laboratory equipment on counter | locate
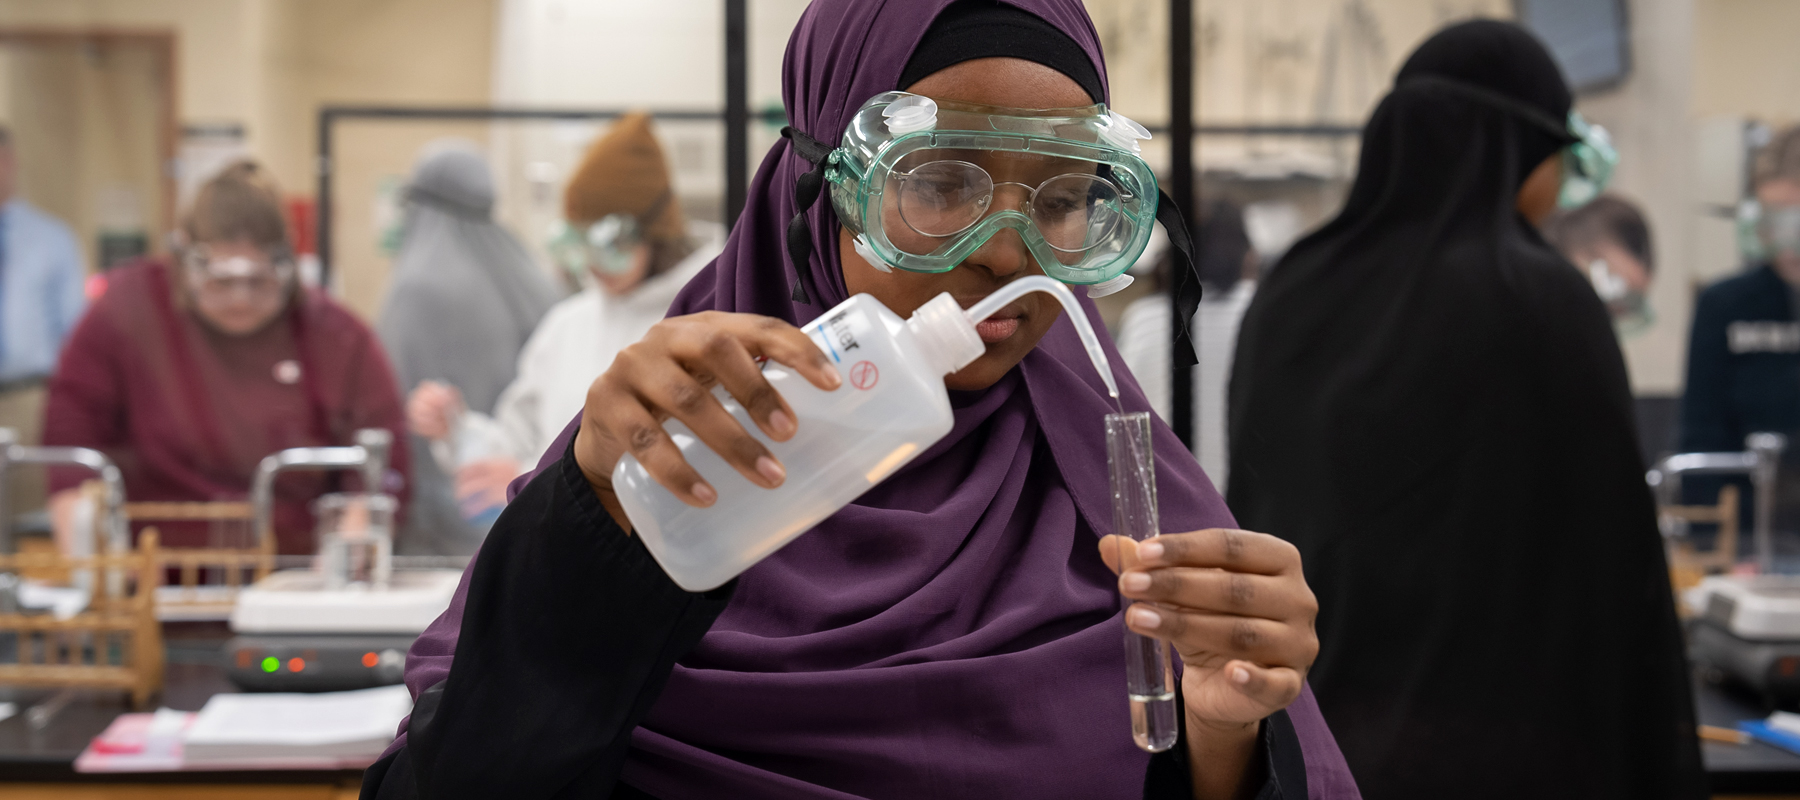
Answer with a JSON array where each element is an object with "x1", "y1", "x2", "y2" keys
[
  {"x1": 1106, "y1": 411, "x2": 1178, "y2": 753},
  {"x1": 0, "y1": 427, "x2": 128, "y2": 605},
  {"x1": 616, "y1": 275, "x2": 1121, "y2": 592},
  {"x1": 151, "y1": 427, "x2": 402, "y2": 620},
  {"x1": 1688, "y1": 576, "x2": 1800, "y2": 705},
  {"x1": 1659, "y1": 433, "x2": 1800, "y2": 702},
  {"x1": 1649, "y1": 432, "x2": 1786, "y2": 572},
  {"x1": 225, "y1": 431, "x2": 460, "y2": 692},
  {"x1": 0, "y1": 528, "x2": 166, "y2": 708}
]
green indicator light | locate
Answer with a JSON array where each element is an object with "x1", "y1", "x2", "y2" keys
[{"x1": 261, "y1": 656, "x2": 279, "y2": 673}]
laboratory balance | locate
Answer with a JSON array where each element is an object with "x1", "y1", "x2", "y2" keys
[
  {"x1": 223, "y1": 430, "x2": 460, "y2": 692},
  {"x1": 1658, "y1": 433, "x2": 1800, "y2": 706}
]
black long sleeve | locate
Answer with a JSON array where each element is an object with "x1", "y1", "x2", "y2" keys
[
  {"x1": 360, "y1": 443, "x2": 1306, "y2": 799},
  {"x1": 362, "y1": 443, "x2": 734, "y2": 800}
]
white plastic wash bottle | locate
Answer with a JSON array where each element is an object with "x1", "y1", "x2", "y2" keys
[{"x1": 613, "y1": 275, "x2": 1119, "y2": 592}]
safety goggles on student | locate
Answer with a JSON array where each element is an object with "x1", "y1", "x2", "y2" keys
[
  {"x1": 180, "y1": 245, "x2": 296, "y2": 301},
  {"x1": 1559, "y1": 111, "x2": 1617, "y2": 209},
  {"x1": 786, "y1": 92, "x2": 1163, "y2": 297},
  {"x1": 1737, "y1": 201, "x2": 1800, "y2": 262},
  {"x1": 1399, "y1": 76, "x2": 1618, "y2": 210},
  {"x1": 546, "y1": 190, "x2": 672, "y2": 280}
]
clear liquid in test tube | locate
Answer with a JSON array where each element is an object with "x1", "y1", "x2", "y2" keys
[{"x1": 1106, "y1": 412, "x2": 1179, "y2": 753}]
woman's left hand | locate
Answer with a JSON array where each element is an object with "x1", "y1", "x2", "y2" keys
[{"x1": 1099, "y1": 528, "x2": 1318, "y2": 733}]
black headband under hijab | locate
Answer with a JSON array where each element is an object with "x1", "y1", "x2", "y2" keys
[
  {"x1": 898, "y1": 1, "x2": 1105, "y2": 104},
  {"x1": 778, "y1": 0, "x2": 1206, "y2": 366}
]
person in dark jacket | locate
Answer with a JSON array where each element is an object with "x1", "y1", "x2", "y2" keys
[{"x1": 1680, "y1": 123, "x2": 1800, "y2": 534}]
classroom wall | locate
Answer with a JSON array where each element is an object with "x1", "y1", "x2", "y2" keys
[{"x1": 0, "y1": 0, "x2": 496, "y2": 320}]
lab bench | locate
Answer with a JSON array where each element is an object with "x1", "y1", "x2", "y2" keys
[
  {"x1": 1699, "y1": 672, "x2": 1800, "y2": 794},
  {"x1": 0, "y1": 625, "x2": 1796, "y2": 797},
  {"x1": 0, "y1": 623, "x2": 364, "y2": 798}
]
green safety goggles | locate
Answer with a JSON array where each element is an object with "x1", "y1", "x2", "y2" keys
[
  {"x1": 545, "y1": 190, "x2": 671, "y2": 279},
  {"x1": 793, "y1": 92, "x2": 1162, "y2": 297},
  {"x1": 1559, "y1": 110, "x2": 1617, "y2": 209}
]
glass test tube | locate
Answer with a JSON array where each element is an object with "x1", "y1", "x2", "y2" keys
[{"x1": 1106, "y1": 412, "x2": 1179, "y2": 753}]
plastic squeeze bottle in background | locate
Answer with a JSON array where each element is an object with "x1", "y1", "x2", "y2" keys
[{"x1": 614, "y1": 275, "x2": 1118, "y2": 591}]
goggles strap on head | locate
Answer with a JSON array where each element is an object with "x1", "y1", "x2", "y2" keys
[
  {"x1": 780, "y1": 126, "x2": 838, "y2": 305},
  {"x1": 1395, "y1": 76, "x2": 1580, "y2": 147},
  {"x1": 1156, "y1": 189, "x2": 1204, "y2": 368}
]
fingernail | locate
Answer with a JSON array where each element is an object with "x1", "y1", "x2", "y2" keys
[
  {"x1": 1121, "y1": 572, "x2": 1151, "y2": 593},
  {"x1": 825, "y1": 369, "x2": 843, "y2": 389},
  {"x1": 1232, "y1": 667, "x2": 1251, "y2": 685},
  {"x1": 756, "y1": 456, "x2": 786, "y2": 485},
  {"x1": 768, "y1": 409, "x2": 795, "y2": 438},
  {"x1": 692, "y1": 483, "x2": 717, "y2": 505},
  {"x1": 1128, "y1": 607, "x2": 1161, "y2": 630},
  {"x1": 1139, "y1": 540, "x2": 1165, "y2": 564}
]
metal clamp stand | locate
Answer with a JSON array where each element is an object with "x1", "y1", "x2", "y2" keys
[
  {"x1": 0, "y1": 429, "x2": 127, "y2": 557},
  {"x1": 0, "y1": 428, "x2": 129, "y2": 603},
  {"x1": 249, "y1": 428, "x2": 392, "y2": 552},
  {"x1": 1649, "y1": 432, "x2": 1789, "y2": 573}
]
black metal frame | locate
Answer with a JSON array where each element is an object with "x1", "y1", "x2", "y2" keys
[
  {"x1": 1170, "y1": 0, "x2": 1195, "y2": 448},
  {"x1": 725, "y1": 0, "x2": 750, "y2": 226}
]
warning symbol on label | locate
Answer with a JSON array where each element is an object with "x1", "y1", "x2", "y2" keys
[{"x1": 849, "y1": 360, "x2": 879, "y2": 390}]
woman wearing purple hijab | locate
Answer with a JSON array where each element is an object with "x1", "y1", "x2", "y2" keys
[{"x1": 361, "y1": 2, "x2": 1358, "y2": 798}]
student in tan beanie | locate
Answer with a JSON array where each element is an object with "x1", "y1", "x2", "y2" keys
[
  {"x1": 562, "y1": 111, "x2": 692, "y2": 292},
  {"x1": 407, "y1": 112, "x2": 726, "y2": 512}
]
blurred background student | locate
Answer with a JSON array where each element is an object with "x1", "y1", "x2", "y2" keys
[
  {"x1": 0, "y1": 124, "x2": 86, "y2": 517},
  {"x1": 1681, "y1": 124, "x2": 1800, "y2": 534},
  {"x1": 378, "y1": 142, "x2": 560, "y2": 553},
  {"x1": 1544, "y1": 193, "x2": 1657, "y2": 338},
  {"x1": 43, "y1": 161, "x2": 409, "y2": 555},
  {"x1": 1115, "y1": 198, "x2": 1257, "y2": 487},
  {"x1": 406, "y1": 112, "x2": 724, "y2": 516}
]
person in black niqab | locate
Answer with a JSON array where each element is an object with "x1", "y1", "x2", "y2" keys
[{"x1": 1227, "y1": 20, "x2": 1706, "y2": 799}]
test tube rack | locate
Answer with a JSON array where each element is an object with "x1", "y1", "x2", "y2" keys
[{"x1": 0, "y1": 528, "x2": 165, "y2": 709}]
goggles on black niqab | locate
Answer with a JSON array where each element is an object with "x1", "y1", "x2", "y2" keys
[
  {"x1": 1401, "y1": 76, "x2": 1617, "y2": 209},
  {"x1": 786, "y1": 92, "x2": 1160, "y2": 298}
]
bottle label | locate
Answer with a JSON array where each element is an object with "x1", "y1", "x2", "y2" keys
[{"x1": 811, "y1": 308, "x2": 863, "y2": 364}]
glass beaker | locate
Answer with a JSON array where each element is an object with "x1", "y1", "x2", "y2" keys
[{"x1": 314, "y1": 492, "x2": 396, "y2": 589}]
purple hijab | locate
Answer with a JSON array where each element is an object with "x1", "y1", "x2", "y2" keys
[{"x1": 394, "y1": 2, "x2": 1357, "y2": 797}]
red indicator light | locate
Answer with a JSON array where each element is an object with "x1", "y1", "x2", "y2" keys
[
  {"x1": 235, "y1": 650, "x2": 253, "y2": 669},
  {"x1": 362, "y1": 652, "x2": 379, "y2": 668},
  {"x1": 288, "y1": 658, "x2": 305, "y2": 673}
]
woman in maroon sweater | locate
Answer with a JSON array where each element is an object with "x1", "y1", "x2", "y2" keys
[{"x1": 44, "y1": 161, "x2": 408, "y2": 555}]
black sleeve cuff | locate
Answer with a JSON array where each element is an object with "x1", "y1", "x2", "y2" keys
[{"x1": 1144, "y1": 681, "x2": 1308, "y2": 799}]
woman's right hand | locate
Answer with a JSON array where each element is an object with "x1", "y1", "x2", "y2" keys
[
  {"x1": 574, "y1": 311, "x2": 841, "y2": 528},
  {"x1": 407, "y1": 381, "x2": 464, "y2": 441}
]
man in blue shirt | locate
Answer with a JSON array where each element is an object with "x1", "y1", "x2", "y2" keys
[
  {"x1": 1682, "y1": 124, "x2": 1800, "y2": 536},
  {"x1": 0, "y1": 125, "x2": 87, "y2": 513}
]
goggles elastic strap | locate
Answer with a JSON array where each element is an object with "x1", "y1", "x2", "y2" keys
[
  {"x1": 1396, "y1": 76, "x2": 1580, "y2": 146},
  {"x1": 1156, "y1": 189, "x2": 1204, "y2": 369},
  {"x1": 780, "y1": 126, "x2": 835, "y2": 305}
]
